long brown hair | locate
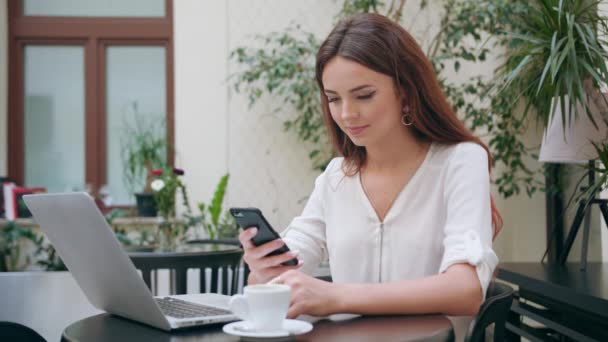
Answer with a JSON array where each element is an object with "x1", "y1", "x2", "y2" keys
[{"x1": 315, "y1": 13, "x2": 503, "y2": 237}]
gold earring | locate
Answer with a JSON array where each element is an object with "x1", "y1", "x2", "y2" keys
[{"x1": 401, "y1": 108, "x2": 413, "y2": 126}]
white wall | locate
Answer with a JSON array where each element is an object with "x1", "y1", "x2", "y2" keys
[
  {"x1": 0, "y1": 1, "x2": 7, "y2": 176},
  {"x1": 173, "y1": 0, "x2": 229, "y2": 216},
  {"x1": 174, "y1": 0, "x2": 341, "y2": 229},
  {"x1": 492, "y1": 128, "x2": 547, "y2": 262},
  {"x1": 225, "y1": 0, "x2": 341, "y2": 229}
]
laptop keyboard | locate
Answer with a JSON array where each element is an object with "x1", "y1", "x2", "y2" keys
[{"x1": 156, "y1": 297, "x2": 232, "y2": 319}]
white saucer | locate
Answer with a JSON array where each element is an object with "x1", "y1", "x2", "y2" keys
[{"x1": 222, "y1": 319, "x2": 313, "y2": 338}]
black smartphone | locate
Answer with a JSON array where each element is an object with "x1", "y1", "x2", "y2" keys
[{"x1": 229, "y1": 207, "x2": 298, "y2": 266}]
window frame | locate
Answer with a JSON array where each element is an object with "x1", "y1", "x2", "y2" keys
[{"x1": 7, "y1": 0, "x2": 174, "y2": 195}]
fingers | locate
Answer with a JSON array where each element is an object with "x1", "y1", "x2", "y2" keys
[
  {"x1": 243, "y1": 239, "x2": 286, "y2": 268},
  {"x1": 239, "y1": 227, "x2": 286, "y2": 258},
  {"x1": 249, "y1": 239, "x2": 286, "y2": 259},
  {"x1": 259, "y1": 250, "x2": 299, "y2": 269},
  {"x1": 287, "y1": 303, "x2": 305, "y2": 319},
  {"x1": 266, "y1": 260, "x2": 304, "y2": 276},
  {"x1": 274, "y1": 261, "x2": 304, "y2": 276},
  {"x1": 256, "y1": 262, "x2": 304, "y2": 284},
  {"x1": 239, "y1": 227, "x2": 303, "y2": 283},
  {"x1": 257, "y1": 267, "x2": 290, "y2": 284},
  {"x1": 238, "y1": 227, "x2": 257, "y2": 249}
]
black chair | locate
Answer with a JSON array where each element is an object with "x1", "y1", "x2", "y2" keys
[
  {"x1": 0, "y1": 321, "x2": 46, "y2": 342},
  {"x1": 190, "y1": 238, "x2": 256, "y2": 288},
  {"x1": 465, "y1": 281, "x2": 515, "y2": 342},
  {"x1": 129, "y1": 241, "x2": 244, "y2": 295}
]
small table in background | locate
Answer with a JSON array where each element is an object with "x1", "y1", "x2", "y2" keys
[{"x1": 498, "y1": 262, "x2": 608, "y2": 341}]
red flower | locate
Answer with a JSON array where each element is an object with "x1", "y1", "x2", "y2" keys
[
  {"x1": 151, "y1": 170, "x2": 163, "y2": 176},
  {"x1": 173, "y1": 168, "x2": 185, "y2": 176}
]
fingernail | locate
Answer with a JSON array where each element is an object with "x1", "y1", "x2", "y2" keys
[{"x1": 250, "y1": 228, "x2": 258, "y2": 235}]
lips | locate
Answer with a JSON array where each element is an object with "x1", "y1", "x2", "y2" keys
[{"x1": 347, "y1": 125, "x2": 369, "y2": 136}]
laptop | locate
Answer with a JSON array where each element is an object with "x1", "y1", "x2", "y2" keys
[{"x1": 23, "y1": 192, "x2": 238, "y2": 331}]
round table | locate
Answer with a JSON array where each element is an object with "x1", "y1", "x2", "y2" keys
[{"x1": 62, "y1": 313, "x2": 454, "y2": 341}]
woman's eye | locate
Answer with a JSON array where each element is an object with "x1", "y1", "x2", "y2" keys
[
  {"x1": 357, "y1": 92, "x2": 375, "y2": 100},
  {"x1": 327, "y1": 97, "x2": 340, "y2": 103}
]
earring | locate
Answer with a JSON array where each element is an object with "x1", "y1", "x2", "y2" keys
[{"x1": 401, "y1": 107, "x2": 413, "y2": 126}]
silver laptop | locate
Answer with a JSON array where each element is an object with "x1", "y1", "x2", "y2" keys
[{"x1": 23, "y1": 192, "x2": 238, "y2": 331}]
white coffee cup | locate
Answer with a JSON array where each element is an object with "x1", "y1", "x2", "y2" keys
[{"x1": 229, "y1": 284, "x2": 291, "y2": 332}]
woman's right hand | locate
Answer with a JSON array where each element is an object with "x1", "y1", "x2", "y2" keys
[{"x1": 239, "y1": 227, "x2": 302, "y2": 284}]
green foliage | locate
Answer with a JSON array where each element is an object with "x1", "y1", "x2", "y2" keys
[
  {"x1": 229, "y1": 0, "x2": 562, "y2": 199},
  {"x1": 230, "y1": 27, "x2": 332, "y2": 170},
  {"x1": 35, "y1": 243, "x2": 67, "y2": 271},
  {"x1": 104, "y1": 208, "x2": 128, "y2": 225},
  {"x1": 496, "y1": 0, "x2": 608, "y2": 129},
  {"x1": 208, "y1": 174, "x2": 229, "y2": 227},
  {"x1": 191, "y1": 174, "x2": 238, "y2": 239},
  {"x1": 152, "y1": 168, "x2": 191, "y2": 220},
  {"x1": 431, "y1": 0, "x2": 542, "y2": 198},
  {"x1": 0, "y1": 222, "x2": 43, "y2": 272},
  {"x1": 121, "y1": 102, "x2": 167, "y2": 195},
  {"x1": 1, "y1": 209, "x2": 159, "y2": 272},
  {"x1": 338, "y1": 0, "x2": 382, "y2": 18},
  {"x1": 104, "y1": 208, "x2": 144, "y2": 247}
]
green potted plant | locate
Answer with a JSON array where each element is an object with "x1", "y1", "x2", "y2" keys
[
  {"x1": 150, "y1": 167, "x2": 192, "y2": 250},
  {"x1": 497, "y1": 0, "x2": 608, "y2": 128},
  {"x1": 189, "y1": 173, "x2": 238, "y2": 241},
  {"x1": 121, "y1": 110, "x2": 167, "y2": 217},
  {"x1": 0, "y1": 221, "x2": 43, "y2": 272},
  {"x1": 497, "y1": 0, "x2": 608, "y2": 262}
]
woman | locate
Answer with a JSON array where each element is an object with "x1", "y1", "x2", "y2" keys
[{"x1": 239, "y1": 13, "x2": 502, "y2": 319}]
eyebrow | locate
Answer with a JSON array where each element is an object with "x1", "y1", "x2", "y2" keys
[{"x1": 324, "y1": 85, "x2": 375, "y2": 94}]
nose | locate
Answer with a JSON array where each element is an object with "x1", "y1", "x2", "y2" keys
[{"x1": 340, "y1": 100, "x2": 359, "y2": 121}]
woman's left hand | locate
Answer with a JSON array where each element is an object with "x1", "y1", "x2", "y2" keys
[{"x1": 274, "y1": 270, "x2": 342, "y2": 318}]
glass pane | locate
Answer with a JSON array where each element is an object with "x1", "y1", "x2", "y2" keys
[
  {"x1": 106, "y1": 46, "x2": 166, "y2": 205},
  {"x1": 24, "y1": 46, "x2": 85, "y2": 193},
  {"x1": 24, "y1": 0, "x2": 165, "y2": 18}
]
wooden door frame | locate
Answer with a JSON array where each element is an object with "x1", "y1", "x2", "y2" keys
[{"x1": 7, "y1": 0, "x2": 174, "y2": 193}]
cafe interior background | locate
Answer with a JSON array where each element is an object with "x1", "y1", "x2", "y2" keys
[{"x1": 0, "y1": 0, "x2": 607, "y2": 341}]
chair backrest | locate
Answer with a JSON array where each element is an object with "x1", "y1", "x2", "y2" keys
[
  {"x1": 465, "y1": 282, "x2": 514, "y2": 342},
  {"x1": 0, "y1": 321, "x2": 46, "y2": 342},
  {"x1": 187, "y1": 239, "x2": 245, "y2": 295},
  {"x1": 129, "y1": 241, "x2": 244, "y2": 296}
]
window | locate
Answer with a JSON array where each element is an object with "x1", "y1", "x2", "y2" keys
[{"x1": 8, "y1": 0, "x2": 174, "y2": 205}]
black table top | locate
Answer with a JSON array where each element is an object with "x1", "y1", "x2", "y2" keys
[
  {"x1": 498, "y1": 262, "x2": 608, "y2": 319},
  {"x1": 126, "y1": 241, "x2": 241, "y2": 257},
  {"x1": 62, "y1": 313, "x2": 454, "y2": 342}
]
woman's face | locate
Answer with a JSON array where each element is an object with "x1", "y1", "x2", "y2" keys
[{"x1": 321, "y1": 56, "x2": 405, "y2": 147}]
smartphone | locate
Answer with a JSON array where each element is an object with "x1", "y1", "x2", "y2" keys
[{"x1": 229, "y1": 207, "x2": 298, "y2": 266}]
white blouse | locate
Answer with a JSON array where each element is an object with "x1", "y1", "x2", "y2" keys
[{"x1": 281, "y1": 142, "x2": 498, "y2": 298}]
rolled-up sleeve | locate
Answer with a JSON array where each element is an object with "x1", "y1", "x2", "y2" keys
[
  {"x1": 280, "y1": 159, "x2": 335, "y2": 276},
  {"x1": 438, "y1": 143, "x2": 498, "y2": 298}
]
